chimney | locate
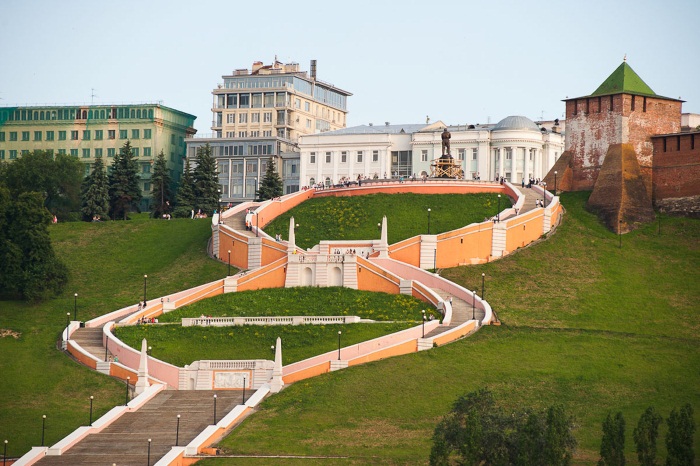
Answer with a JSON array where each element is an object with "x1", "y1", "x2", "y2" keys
[
  {"x1": 252, "y1": 61, "x2": 263, "y2": 73},
  {"x1": 310, "y1": 60, "x2": 317, "y2": 80}
]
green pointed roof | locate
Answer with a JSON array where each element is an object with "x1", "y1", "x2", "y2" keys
[{"x1": 591, "y1": 62, "x2": 656, "y2": 97}]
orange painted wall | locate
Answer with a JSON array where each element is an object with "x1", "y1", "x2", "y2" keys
[
  {"x1": 261, "y1": 239, "x2": 287, "y2": 266},
  {"x1": 388, "y1": 237, "x2": 421, "y2": 267},
  {"x1": 174, "y1": 282, "x2": 223, "y2": 309},
  {"x1": 357, "y1": 260, "x2": 400, "y2": 294},
  {"x1": 436, "y1": 223, "x2": 493, "y2": 267},
  {"x1": 68, "y1": 343, "x2": 97, "y2": 369},
  {"x1": 283, "y1": 361, "x2": 330, "y2": 384},
  {"x1": 218, "y1": 230, "x2": 249, "y2": 270},
  {"x1": 347, "y1": 340, "x2": 418, "y2": 366},
  {"x1": 254, "y1": 190, "x2": 315, "y2": 229},
  {"x1": 433, "y1": 321, "x2": 477, "y2": 346},
  {"x1": 505, "y1": 210, "x2": 544, "y2": 253},
  {"x1": 237, "y1": 264, "x2": 287, "y2": 291},
  {"x1": 110, "y1": 364, "x2": 137, "y2": 381}
]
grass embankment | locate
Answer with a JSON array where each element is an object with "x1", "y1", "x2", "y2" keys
[
  {"x1": 203, "y1": 192, "x2": 699, "y2": 465},
  {"x1": 264, "y1": 193, "x2": 510, "y2": 250},
  {"x1": 115, "y1": 287, "x2": 434, "y2": 366},
  {"x1": 0, "y1": 215, "x2": 226, "y2": 457}
]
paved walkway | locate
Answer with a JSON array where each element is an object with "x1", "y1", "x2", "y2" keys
[
  {"x1": 220, "y1": 204, "x2": 260, "y2": 238},
  {"x1": 426, "y1": 288, "x2": 481, "y2": 338}
]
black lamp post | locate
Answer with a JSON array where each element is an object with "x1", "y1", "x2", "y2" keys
[
  {"x1": 255, "y1": 212, "x2": 260, "y2": 237},
  {"x1": 89, "y1": 396, "x2": 93, "y2": 426},
  {"x1": 497, "y1": 195, "x2": 501, "y2": 222},
  {"x1": 73, "y1": 293, "x2": 78, "y2": 321},
  {"x1": 41, "y1": 415, "x2": 46, "y2": 446},
  {"x1": 472, "y1": 290, "x2": 477, "y2": 320},
  {"x1": 427, "y1": 208, "x2": 431, "y2": 234},
  {"x1": 148, "y1": 346, "x2": 152, "y2": 357},
  {"x1": 213, "y1": 394, "x2": 217, "y2": 424},
  {"x1": 124, "y1": 377, "x2": 130, "y2": 406},
  {"x1": 481, "y1": 273, "x2": 485, "y2": 300},
  {"x1": 421, "y1": 310, "x2": 426, "y2": 338},
  {"x1": 242, "y1": 377, "x2": 246, "y2": 404},
  {"x1": 147, "y1": 438, "x2": 151, "y2": 466},
  {"x1": 3, "y1": 439, "x2": 7, "y2": 466},
  {"x1": 175, "y1": 414, "x2": 181, "y2": 446},
  {"x1": 227, "y1": 250, "x2": 231, "y2": 276},
  {"x1": 143, "y1": 275, "x2": 148, "y2": 307},
  {"x1": 554, "y1": 170, "x2": 558, "y2": 195},
  {"x1": 337, "y1": 331, "x2": 342, "y2": 360},
  {"x1": 104, "y1": 340, "x2": 109, "y2": 362},
  {"x1": 542, "y1": 182, "x2": 547, "y2": 207},
  {"x1": 65, "y1": 312, "x2": 70, "y2": 342}
]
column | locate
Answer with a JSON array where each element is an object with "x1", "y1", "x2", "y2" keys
[
  {"x1": 523, "y1": 148, "x2": 529, "y2": 184},
  {"x1": 510, "y1": 147, "x2": 517, "y2": 183}
]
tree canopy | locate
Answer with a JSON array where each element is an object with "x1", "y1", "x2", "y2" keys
[
  {"x1": 108, "y1": 141, "x2": 141, "y2": 220},
  {"x1": 192, "y1": 143, "x2": 219, "y2": 214},
  {"x1": 81, "y1": 156, "x2": 110, "y2": 221},
  {"x1": 257, "y1": 156, "x2": 284, "y2": 201},
  {"x1": 173, "y1": 159, "x2": 196, "y2": 218},
  {"x1": 150, "y1": 150, "x2": 173, "y2": 219}
]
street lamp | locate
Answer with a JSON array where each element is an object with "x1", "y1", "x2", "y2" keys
[
  {"x1": 125, "y1": 377, "x2": 130, "y2": 406},
  {"x1": 65, "y1": 312, "x2": 70, "y2": 342},
  {"x1": 427, "y1": 208, "x2": 431, "y2": 234},
  {"x1": 337, "y1": 331, "x2": 342, "y2": 360},
  {"x1": 176, "y1": 414, "x2": 181, "y2": 446},
  {"x1": 89, "y1": 396, "x2": 94, "y2": 426},
  {"x1": 73, "y1": 293, "x2": 78, "y2": 321},
  {"x1": 255, "y1": 212, "x2": 259, "y2": 237},
  {"x1": 481, "y1": 273, "x2": 486, "y2": 300},
  {"x1": 41, "y1": 415, "x2": 46, "y2": 446},
  {"x1": 472, "y1": 290, "x2": 477, "y2": 320},
  {"x1": 497, "y1": 194, "x2": 501, "y2": 222},
  {"x1": 227, "y1": 250, "x2": 231, "y2": 276},
  {"x1": 421, "y1": 310, "x2": 426, "y2": 338},
  {"x1": 242, "y1": 377, "x2": 246, "y2": 405},
  {"x1": 143, "y1": 275, "x2": 148, "y2": 307},
  {"x1": 213, "y1": 394, "x2": 217, "y2": 424},
  {"x1": 3, "y1": 439, "x2": 7, "y2": 466},
  {"x1": 148, "y1": 346, "x2": 152, "y2": 356},
  {"x1": 542, "y1": 182, "x2": 547, "y2": 207},
  {"x1": 147, "y1": 438, "x2": 151, "y2": 466},
  {"x1": 554, "y1": 170, "x2": 558, "y2": 195}
]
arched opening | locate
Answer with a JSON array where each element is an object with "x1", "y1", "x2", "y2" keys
[
  {"x1": 330, "y1": 267, "x2": 342, "y2": 286},
  {"x1": 309, "y1": 177, "x2": 315, "y2": 186},
  {"x1": 302, "y1": 267, "x2": 313, "y2": 286}
]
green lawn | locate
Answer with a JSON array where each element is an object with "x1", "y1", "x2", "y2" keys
[
  {"x1": 0, "y1": 215, "x2": 227, "y2": 457},
  {"x1": 201, "y1": 192, "x2": 700, "y2": 465},
  {"x1": 263, "y1": 193, "x2": 510, "y2": 249}
]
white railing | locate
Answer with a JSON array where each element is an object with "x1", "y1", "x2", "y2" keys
[{"x1": 182, "y1": 315, "x2": 362, "y2": 327}]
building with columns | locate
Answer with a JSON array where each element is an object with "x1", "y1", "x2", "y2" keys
[{"x1": 299, "y1": 116, "x2": 564, "y2": 186}]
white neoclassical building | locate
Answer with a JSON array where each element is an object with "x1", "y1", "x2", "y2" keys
[{"x1": 298, "y1": 116, "x2": 564, "y2": 186}]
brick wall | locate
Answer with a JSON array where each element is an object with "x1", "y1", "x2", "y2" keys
[{"x1": 652, "y1": 132, "x2": 700, "y2": 200}]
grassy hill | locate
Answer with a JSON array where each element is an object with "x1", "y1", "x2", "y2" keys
[{"x1": 201, "y1": 192, "x2": 699, "y2": 465}]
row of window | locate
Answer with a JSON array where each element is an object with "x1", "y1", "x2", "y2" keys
[
  {"x1": 224, "y1": 112, "x2": 275, "y2": 124},
  {"x1": 0, "y1": 146, "x2": 159, "y2": 160},
  {"x1": 0, "y1": 129, "x2": 153, "y2": 142},
  {"x1": 0, "y1": 106, "x2": 155, "y2": 123},
  {"x1": 309, "y1": 150, "x2": 380, "y2": 164}
]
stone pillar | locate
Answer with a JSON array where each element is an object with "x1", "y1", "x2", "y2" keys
[
  {"x1": 510, "y1": 147, "x2": 517, "y2": 183},
  {"x1": 287, "y1": 216, "x2": 296, "y2": 253},
  {"x1": 523, "y1": 148, "x2": 530, "y2": 184},
  {"x1": 270, "y1": 337, "x2": 284, "y2": 393},
  {"x1": 135, "y1": 339, "x2": 150, "y2": 395},
  {"x1": 377, "y1": 216, "x2": 389, "y2": 258}
]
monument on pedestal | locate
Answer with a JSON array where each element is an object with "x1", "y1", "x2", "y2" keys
[{"x1": 431, "y1": 128, "x2": 464, "y2": 178}]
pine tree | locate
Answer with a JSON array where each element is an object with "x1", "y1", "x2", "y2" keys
[
  {"x1": 192, "y1": 143, "x2": 219, "y2": 214},
  {"x1": 81, "y1": 157, "x2": 110, "y2": 221},
  {"x1": 108, "y1": 141, "x2": 141, "y2": 220},
  {"x1": 150, "y1": 150, "x2": 173, "y2": 218},
  {"x1": 633, "y1": 407, "x2": 662, "y2": 466},
  {"x1": 257, "y1": 156, "x2": 284, "y2": 201},
  {"x1": 599, "y1": 412, "x2": 626, "y2": 466},
  {"x1": 173, "y1": 159, "x2": 196, "y2": 218},
  {"x1": 665, "y1": 404, "x2": 695, "y2": 466}
]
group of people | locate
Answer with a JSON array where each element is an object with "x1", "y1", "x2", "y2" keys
[
  {"x1": 522, "y1": 177, "x2": 544, "y2": 189},
  {"x1": 191, "y1": 209, "x2": 208, "y2": 219},
  {"x1": 333, "y1": 248, "x2": 358, "y2": 255},
  {"x1": 91, "y1": 215, "x2": 103, "y2": 222},
  {"x1": 137, "y1": 316, "x2": 158, "y2": 324}
]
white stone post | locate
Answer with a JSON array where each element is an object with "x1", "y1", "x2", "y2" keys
[
  {"x1": 135, "y1": 339, "x2": 150, "y2": 395},
  {"x1": 377, "y1": 215, "x2": 389, "y2": 258},
  {"x1": 270, "y1": 337, "x2": 284, "y2": 393}
]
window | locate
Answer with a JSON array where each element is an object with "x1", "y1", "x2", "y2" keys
[
  {"x1": 472, "y1": 148, "x2": 478, "y2": 160},
  {"x1": 294, "y1": 98, "x2": 301, "y2": 109},
  {"x1": 22, "y1": 131, "x2": 30, "y2": 141},
  {"x1": 58, "y1": 149, "x2": 66, "y2": 155},
  {"x1": 373, "y1": 150, "x2": 379, "y2": 162},
  {"x1": 310, "y1": 152, "x2": 316, "y2": 164},
  {"x1": 506, "y1": 149, "x2": 512, "y2": 160},
  {"x1": 263, "y1": 112, "x2": 272, "y2": 123},
  {"x1": 70, "y1": 149, "x2": 78, "y2": 157},
  {"x1": 239, "y1": 113, "x2": 248, "y2": 124},
  {"x1": 132, "y1": 129, "x2": 140, "y2": 139},
  {"x1": 0, "y1": 150, "x2": 4, "y2": 159},
  {"x1": 57, "y1": 131, "x2": 66, "y2": 140},
  {"x1": 263, "y1": 130, "x2": 272, "y2": 137},
  {"x1": 227, "y1": 113, "x2": 235, "y2": 124},
  {"x1": 421, "y1": 150, "x2": 428, "y2": 162},
  {"x1": 325, "y1": 152, "x2": 331, "y2": 163},
  {"x1": 0, "y1": 132, "x2": 4, "y2": 142},
  {"x1": 144, "y1": 129, "x2": 151, "y2": 139},
  {"x1": 95, "y1": 130, "x2": 103, "y2": 140},
  {"x1": 108, "y1": 130, "x2": 116, "y2": 139},
  {"x1": 144, "y1": 182, "x2": 151, "y2": 191},
  {"x1": 83, "y1": 130, "x2": 90, "y2": 140},
  {"x1": 144, "y1": 147, "x2": 151, "y2": 157},
  {"x1": 238, "y1": 131, "x2": 247, "y2": 137},
  {"x1": 119, "y1": 130, "x2": 127, "y2": 139},
  {"x1": 250, "y1": 131, "x2": 259, "y2": 137},
  {"x1": 357, "y1": 151, "x2": 363, "y2": 163},
  {"x1": 306, "y1": 119, "x2": 311, "y2": 129},
  {"x1": 251, "y1": 113, "x2": 260, "y2": 123},
  {"x1": 133, "y1": 148, "x2": 139, "y2": 157},
  {"x1": 341, "y1": 151, "x2": 347, "y2": 163},
  {"x1": 171, "y1": 134, "x2": 176, "y2": 145},
  {"x1": 9, "y1": 150, "x2": 18, "y2": 159},
  {"x1": 107, "y1": 148, "x2": 116, "y2": 157},
  {"x1": 34, "y1": 131, "x2": 42, "y2": 141},
  {"x1": 142, "y1": 163, "x2": 150, "y2": 174},
  {"x1": 246, "y1": 161, "x2": 257, "y2": 173},
  {"x1": 305, "y1": 102, "x2": 310, "y2": 112},
  {"x1": 458, "y1": 149, "x2": 465, "y2": 161},
  {"x1": 82, "y1": 148, "x2": 90, "y2": 158},
  {"x1": 10, "y1": 132, "x2": 18, "y2": 141}
]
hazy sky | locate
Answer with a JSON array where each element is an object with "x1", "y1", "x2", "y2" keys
[{"x1": 2, "y1": 0, "x2": 698, "y2": 133}]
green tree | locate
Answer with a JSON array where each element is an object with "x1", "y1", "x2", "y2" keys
[
  {"x1": 665, "y1": 404, "x2": 695, "y2": 466},
  {"x1": 192, "y1": 143, "x2": 219, "y2": 214},
  {"x1": 150, "y1": 150, "x2": 173, "y2": 218},
  {"x1": 173, "y1": 159, "x2": 196, "y2": 218},
  {"x1": 108, "y1": 141, "x2": 141, "y2": 220},
  {"x1": 633, "y1": 407, "x2": 663, "y2": 466},
  {"x1": 1, "y1": 150, "x2": 82, "y2": 220},
  {"x1": 599, "y1": 412, "x2": 626, "y2": 466},
  {"x1": 81, "y1": 156, "x2": 110, "y2": 221},
  {"x1": 543, "y1": 404, "x2": 577, "y2": 466},
  {"x1": 257, "y1": 156, "x2": 283, "y2": 201}
]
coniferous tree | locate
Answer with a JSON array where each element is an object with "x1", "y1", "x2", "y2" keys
[
  {"x1": 633, "y1": 407, "x2": 662, "y2": 466},
  {"x1": 599, "y1": 412, "x2": 626, "y2": 466},
  {"x1": 665, "y1": 404, "x2": 695, "y2": 466},
  {"x1": 192, "y1": 143, "x2": 219, "y2": 214},
  {"x1": 257, "y1": 156, "x2": 284, "y2": 201},
  {"x1": 108, "y1": 141, "x2": 141, "y2": 220},
  {"x1": 81, "y1": 157, "x2": 110, "y2": 221},
  {"x1": 173, "y1": 159, "x2": 196, "y2": 218},
  {"x1": 150, "y1": 150, "x2": 173, "y2": 218}
]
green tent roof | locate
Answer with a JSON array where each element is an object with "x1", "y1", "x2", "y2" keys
[{"x1": 591, "y1": 62, "x2": 656, "y2": 97}]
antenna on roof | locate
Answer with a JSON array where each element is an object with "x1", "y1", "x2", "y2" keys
[
  {"x1": 623, "y1": 54, "x2": 627, "y2": 62},
  {"x1": 91, "y1": 88, "x2": 98, "y2": 104}
]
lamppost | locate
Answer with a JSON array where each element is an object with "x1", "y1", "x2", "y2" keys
[
  {"x1": 227, "y1": 250, "x2": 231, "y2": 276},
  {"x1": 175, "y1": 414, "x2": 181, "y2": 446},
  {"x1": 472, "y1": 290, "x2": 477, "y2": 320},
  {"x1": 242, "y1": 377, "x2": 246, "y2": 404},
  {"x1": 3, "y1": 439, "x2": 7, "y2": 466},
  {"x1": 421, "y1": 310, "x2": 426, "y2": 338},
  {"x1": 481, "y1": 273, "x2": 486, "y2": 300},
  {"x1": 337, "y1": 331, "x2": 342, "y2": 360},
  {"x1": 542, "y1": 182, "x2": 547, "y2": 207},
  {"x1": 143, "y1": 275, "x2": 148, "y2": 307},
  {"x1": 255, "y1": 212, "x2": 259, "y2": 237},
  {"x1": 65, "y1": 312, "x2": 70, "y2": 342},
  {"x1": 147, "y1": 438, "x2": 151, "y2": 466},
  {"x1": 41, "y1": 415, "x2": 46, "y2": 446},
  {"x1": 125, "y1": 377, "x2": 130, "y2": 405},
  {"x1": 73, "y1": 293, "x2": 78, "y2": 321},
  {"x1": 497, "y1": 194, "x2": 501, "y2": 222},
  {"x1": 148, "y1": 346, "x2": 152, "y2": 357},
  {"x1": 427, "y1": 208, "x2": 431, "y2": 234},
  {"x1": 213, "y1": 394, "x2": 217, "y2": 424},
  {"x1": 89, "y1": 396, "x2": 94, "y2": 426},
  {"x1": 554, "y1": 170, "x2": 558, "y2": 195}
]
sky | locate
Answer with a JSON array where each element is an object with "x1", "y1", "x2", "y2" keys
[{"x1": 2, "y1": 0, "x2": 699, "y2": 134}]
